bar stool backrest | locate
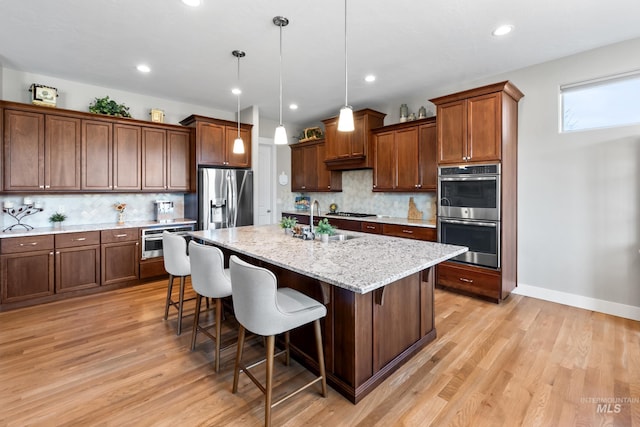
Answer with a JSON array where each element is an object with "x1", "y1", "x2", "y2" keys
[
  {"x1": 188, "y1": 241, "x2": 231, "y2": 299},
  {"x1": 162, "y1": 231, "x2": 190, "y2": 277}
]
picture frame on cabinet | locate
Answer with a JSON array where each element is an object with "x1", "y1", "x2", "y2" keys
[{"x1": 29, "y1": 83, "x2": 58, "y2": 107}]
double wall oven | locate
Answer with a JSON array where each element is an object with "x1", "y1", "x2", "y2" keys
[{"x1": 438, "y1": 164, "x2": 500, "y2": 268}]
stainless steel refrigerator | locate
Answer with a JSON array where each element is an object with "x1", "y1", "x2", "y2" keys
[{"x1": 197, "y1": 168, "x2": 253, "y2": 230}]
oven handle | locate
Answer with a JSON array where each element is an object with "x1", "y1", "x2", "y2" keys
[
  {"x1": 144, "y1": 236, "x2": 164, "y2": 242},
  {"x1": 440, "y1": 218, "x2": 498, "y2": 227},
  {"x1": 439, "y1": 176, "x2": 497, "y2": 182}
]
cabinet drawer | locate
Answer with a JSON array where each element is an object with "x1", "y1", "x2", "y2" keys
[
  {"x1": 1, "y1": 235, "x2": 54, "y2": 254},
  {"x1": 101, "y1": 228, "x2": 139, "y2": 243},
  {"x1": 55, "y1": 231, "x2": 101, "y2": 248},
  {"x1": 382, "y1": 224, "x2": 436, "y2": 241},
  {"x1": 361, "y1": 222, "x2": 383, "y2": 234},
  {"x1": 436, "y1": 262, "x2": 501, "y2": 299}
]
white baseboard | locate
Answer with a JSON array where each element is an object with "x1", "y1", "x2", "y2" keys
[{"x1": 513, "y1": 283, "x2": 640, "y2": 321}]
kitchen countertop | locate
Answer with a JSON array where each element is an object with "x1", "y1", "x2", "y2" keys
[
  {"x1": 0, "y1": 218, "x2": 197, "y2": 239},
  {"x1": 190, "y1": 224, "x2": 466, "y2": 294},
  {"x1": 281, "y1": 210, "x2": 436, "y2": 229}
]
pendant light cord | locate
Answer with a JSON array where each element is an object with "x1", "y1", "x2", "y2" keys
[
  {"x1": 279, "y1": 21, "x2": 284, "y2": 126},
  {"x1": 237, "y1": 55, "x2": 241, "y2": 138},
  {"x1": 344, "y1": 0, "x2": 348, "y2": 107}
]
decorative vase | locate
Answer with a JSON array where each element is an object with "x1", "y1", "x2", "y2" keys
[
  {"x1": 321, "y1": 234, "x2": 329, "y2": 243},
  {"x1": 400, "y1": 104, "x2": 408, "y2": 122},
  {"x1": 53, "y1": 221, "x2": 63, "y2": 229},
  {"x1": 118, "y1": 212, "x2": 125, "y2": 224},
  {"x1": 418, "y1": 106, "x2": 427, "y2": 119},
  {"x1": 284, "y1": 227, "x2": 291, "y2": 235}
]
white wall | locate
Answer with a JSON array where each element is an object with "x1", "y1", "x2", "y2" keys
[{"x1": 394, "y1": 37, "x2": 640, "y2": 316}]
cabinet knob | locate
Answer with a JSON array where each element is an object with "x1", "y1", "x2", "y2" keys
[
  {"x1": 56, "y1": 251, "x2": 60, "y2": 255},
  {"x1": 45, "y1": 185, "x2": 50, "y2": 189},
  {"x1": 39, "y1": 185, "x2": 45, "y2": 189}
]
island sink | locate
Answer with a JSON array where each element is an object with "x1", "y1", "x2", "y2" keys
[{"x1": 328, "y1": 233, "x2": 360, "y2": 241}]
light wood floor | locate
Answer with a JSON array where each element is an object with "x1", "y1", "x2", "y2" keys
[{"x1": 1, "y1": 280, "x2": 638, "y2": 427}]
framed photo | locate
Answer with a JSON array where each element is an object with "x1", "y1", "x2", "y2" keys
[
  {"x1": 29, "y1": 84, "x2": 58, "y2": 107},
  {"x1": 150, "y1": 109, "x2": 165, "y2": 123}
]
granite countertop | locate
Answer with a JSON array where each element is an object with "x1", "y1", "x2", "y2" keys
[
  {"x1": 190, "y1": 224, "x2": 466, "y2": 294},
  {"x1": 281, "y1": 210, "x2": 436, "y2": 229},
  {"x1": 0, "y1": 218, "x2": 197, "y2": 239}
]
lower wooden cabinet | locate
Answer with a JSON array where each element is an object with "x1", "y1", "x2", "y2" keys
[
  {"x1": 0, "y1": 235, "x2": 55, "y2": 303},
  {"x1": 436, "y1": 261, "x2": 502, "y2": 301},
  {"x1": 55, "y1": 232, "x2": 101, "y2": 293},
  {"x1": 382, "y1": 223, "x2": 436, "y2": 242},
  {"x1": 101, "y1": 228, "x2": 139, "y2": 286}
]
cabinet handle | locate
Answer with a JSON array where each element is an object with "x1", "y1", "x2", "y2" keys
[
  {"x1": 116, "y1": 234, "x2": 128, "y2": 238},
  {"x1": 366, "y1": 225, "x2": 375, "y2": 229},
  {"x1": 19, "y1": 242, "x2": 38, "y2": 247},
  {"x1": 74, "y1": 238, "x2": 86, "y2": 241},
  {"x1": 402, "y1": 229, "x2": 414, "y2": 234},
  {"x1": 459, "y1": 277, "x2": 474, "y2": 283},
  {"x1": 45, "y1": 185, "x2": 50, "y2": 189},
  {"x1": 39, "y1": 185, "x2": 45, "y2": 189}
]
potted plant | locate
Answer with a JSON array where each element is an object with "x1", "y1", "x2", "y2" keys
[
  {"x1": 49, "y1": 212, "x2": 67, "y2": 228},
  {"x1": 280, "y1": 216, "x2": 298, "y2": 234},
  {"x1": 314, "y1": 218, "x2": 335, "y2": 242},
  {"x1": 89, "y1": 96, "x2": 132, "y2": 118}
]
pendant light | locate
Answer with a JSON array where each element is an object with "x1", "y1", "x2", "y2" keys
[
  {"x1": 273, "y1": 16, "x2": 289, "y2": 145},
  {"x1": 337, "y1": 0, "x2": 354, "y2": 132},
  {"x1": 232, "y1": 50, "x2": 246, "y2": 154}
]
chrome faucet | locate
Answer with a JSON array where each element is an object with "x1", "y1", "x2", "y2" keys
[{"x1": 310, "y1": 199, "x2": 320, "y2": 234}]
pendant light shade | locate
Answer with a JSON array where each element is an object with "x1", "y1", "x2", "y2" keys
[
  {"x1": 337, "y1": 0, "x2": 354, "y2": 132},
  {"x1": 232, "y1": 50, "x2": 246, "y2": 154},
  {"x1": 273, "y1": 16, "x2": 289, "y2": 145}
]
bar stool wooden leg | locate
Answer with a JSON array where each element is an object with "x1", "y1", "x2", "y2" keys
[
  {"x1": 314, "y1": 319, "x2": 327, "y2": 397},
  {"x1": 177, "y1": 276, "x2": 186, "y2": 335},
  {"x1": 284, "y1": 331, "x2": 290, "y2": 366},
  {"x1": 214, "y1": 298, "x2": 223, "y2": 372},
  {"x1": 265, "y1": 335, "x2": 275, "y2": 427},
  {"x1": 190, "y1": 294, "x2": 203, "y2": 351},
  {"x1": 164, "y1": 274, "x2": 174, "y2": 320},
  {"x1": 233, "y1": 325, "x2": 246, "y2": 393}
]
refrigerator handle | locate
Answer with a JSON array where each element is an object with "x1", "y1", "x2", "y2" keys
[{"x1": 228, "y1": 172, "x2": 237, "y2": 228}]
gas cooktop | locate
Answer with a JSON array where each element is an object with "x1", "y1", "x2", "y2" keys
[{"x1": 325, "y1": 212, "x2": 377, "y2": 218}]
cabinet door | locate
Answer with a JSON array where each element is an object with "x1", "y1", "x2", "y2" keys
[
  {"x1": 142, "y1": 128, "x2": 167, "y2": 191},
  {"x1": 1, "y1": 250, "x2": 54, "y2": 303},
  {"x1": 46, "y1": 115, "x2": 81, "y2": 190},
  {"x1": 467, "y1": 92, "x2": 502, "y2": 162},
  {"x1": 323, "y1": 120, "x2": 339, "y2": 160},
  {"x1": 372, "y1": 131, "x2": 395, "y2": 190},
  {"x1": 395, "y1": 127, "x2": 419, "y2": 190},
  {"x1": 316, "y1": 142, "x2": 341, "y2": 191},
  {"x1": 55, "y1": 245, "x2": 101, "y2": 293},
  {"x1": 290, "y1": 145, "x2": 306, "y2": 191},
  {"x1": 350, "y1": 114, "x2": 366, "y2": 158},
  {"x1": 82, "y1": 120, "x2": 113, "y2": 190},
  {"x1": 113, "y1": 124, "x2": 141, "y2": 190},
  {"x1": 167, "y1": 130, "x2": 191, "y2": 191},
  {"x1": 102, "y1": 241, "x2": 139, "y2": 285},
  {"x1": 418, "y1": 122, "x2": 437, "y2": 191},
  {"x1": 196, "y1": 122, "x2": 225, "y2": 165},
  {"x1": 437, "y1": 100, "x2": 467, "y2": 164},
  {"x1": 3, "y1": 110, "x2": 44, "y2": 191},
  {"x1": 226, "y1": 126, "x2": 251, "y2": 167}
]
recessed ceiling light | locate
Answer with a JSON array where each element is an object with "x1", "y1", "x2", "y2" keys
[
  {"x1": 289, "y1": 104, "x2": 298, "y2": 110},
  {"x1": 364, "y1": 75, "x2": 376, "y2": 83},
  {"x1": 492, "y1": 24, "x2": 514, "y2": 36},
  {"x1": 231, "y1": 88, "x2": 241, "y2": 95},
  {"x1": 182, "y1": 0, "x2": 201, "y2": 6},
  {"x1": 136, "y1": 64, "x2": 151, "y2": 73}
]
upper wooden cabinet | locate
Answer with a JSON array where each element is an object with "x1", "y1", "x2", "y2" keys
[
  {"x1": 3, "y1": 110, "x2": 81, "y2": 192},
  {"x1": 290, "y1": 139, "x2": 342, "y2": 192},
  {"x1": 322, "y1": 109, "x2": 385, "y2": 170},
  {"x1": 1, "y1": 101, "x2": 194, "y2": 193},
  {"x1": 430, "y1": 81, "x2": 524, "y2": 165},
  {"x1": 371, "y1": 117, "x2": 436, "y2": 192},
  {"x1": 141, "y1": 128, "x2": 191, "y2": 191},
  {"x1": 179, "y1": 114, "x2": 252, "y2": 168}
]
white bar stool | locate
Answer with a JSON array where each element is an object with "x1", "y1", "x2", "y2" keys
[
  {"x1": 188, "y1": 241, "x2": 233, "y2": 372},
  {"x1": 162, "y1": 231, "x2": 192, "y2": 335},
  {"x1": 229, "y1": 255, "x2": 327, "y2": 427}
]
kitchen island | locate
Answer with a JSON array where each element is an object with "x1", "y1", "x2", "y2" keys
[{"x1": 190, "y1": 224, "x2": 466, "y2": 403}]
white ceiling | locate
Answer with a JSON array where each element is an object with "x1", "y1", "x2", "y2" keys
[{"x1": 2, "y1": 0, "x2": 640, "y2": 127}]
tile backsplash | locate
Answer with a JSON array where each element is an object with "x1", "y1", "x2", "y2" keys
[
  {"x1": 283, "y1": 169, "x2": 436, "y2": 221},
  {"x1": 1, "y1": 193, "x2": 185, "y2": 229}
]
